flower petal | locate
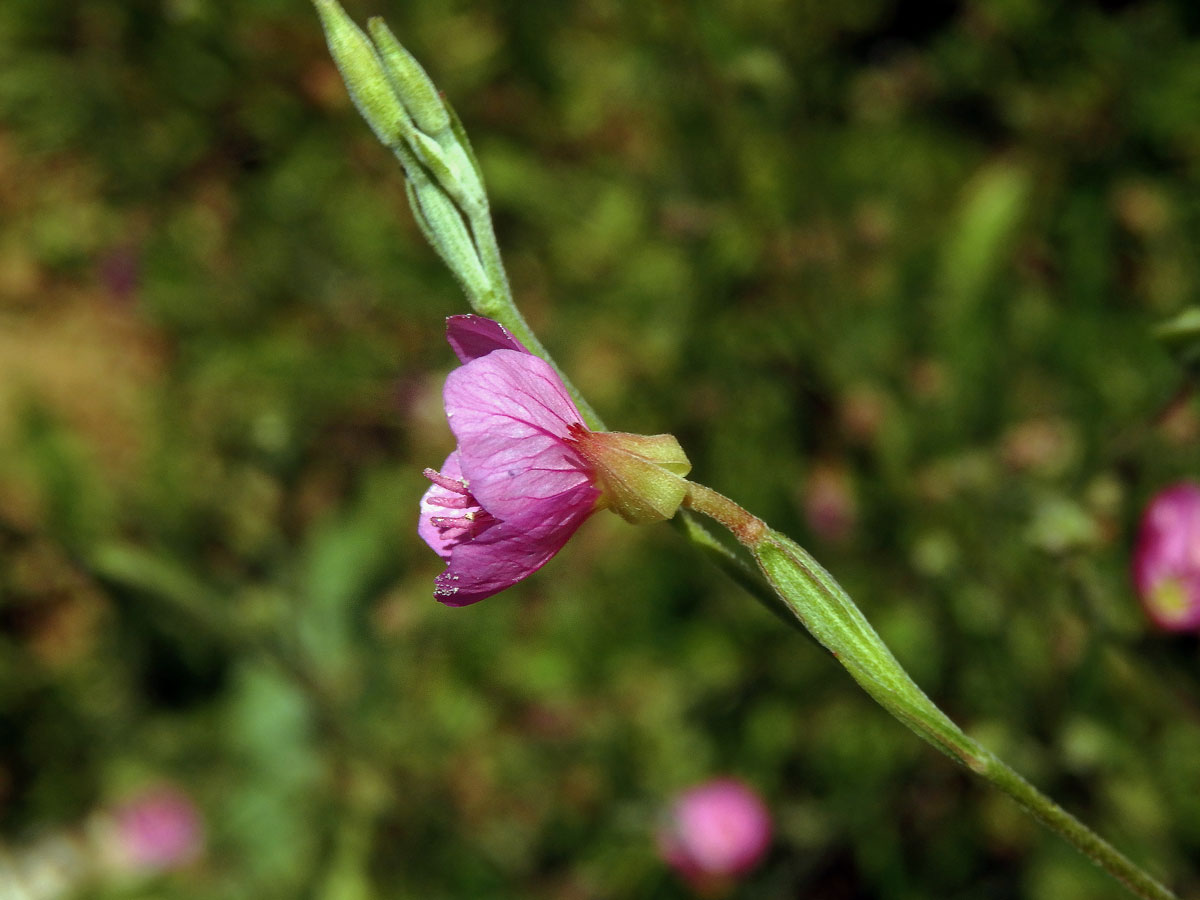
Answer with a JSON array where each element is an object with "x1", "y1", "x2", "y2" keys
[
  {"x1": 444, "y1": 349, "x2": 597, "y2": 522},
  {"x1": 434, "y1": 481, "x2": 596, "y2": 606},
  {"x1": 1134, "y1": 482, "x2": 1200, "y2": 630},
  {"x1": 445, "y1": 314, "x2": 528, "y2": 364}
]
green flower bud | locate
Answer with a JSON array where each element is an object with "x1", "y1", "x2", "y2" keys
[
  {"x1": 443, "y1": 102, "x2": 487, "y2": 203},
  {"x1": 367, "y1": 18, "x2": 451, "y2": 137},
  {"x1": 313, "y1": 0, "x2": 409, "y2": 148}
]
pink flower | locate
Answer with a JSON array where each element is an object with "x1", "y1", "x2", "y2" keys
[
  {"x1": 420, "y1": 315, "x2": 692, "y2": 605},
  {"x1": 419, "y1": 316, "x2": 602, "y2": 606},
  {"x1": 107, "y1": 786, "x2": 203, "y2": 872},
  {"x1": 658, "y1": 778, "x2": 771, "y2": 891},
  {"x1": 803, "y1": 462, "x2": 857, "y2": 544},
  {"x1": 1133, "y1": 482, "x2": 1200, "y2": 631}
]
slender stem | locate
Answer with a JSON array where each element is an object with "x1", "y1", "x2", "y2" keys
[
  {"x1": 682, "y1": 481, "x2": 767, "y2": 545},
  {"x1": 682, "y1": 481, "x2": 1177, "y2": 900},
  {"x1": 676, "y1": 509, "x2": 810, "y2": 635},
  {"x1": 983, "y1": 753, "x2": 1175, "y2": 900}
]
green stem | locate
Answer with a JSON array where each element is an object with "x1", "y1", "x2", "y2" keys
[
  {"x1": 675, "y1": 508, "x2": 809, "y2": 636},
  {"x1": 682, "y1": 482, "x2": 1176, "y2": 900}
]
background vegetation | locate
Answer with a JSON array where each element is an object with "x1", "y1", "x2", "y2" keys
[{"x1": 2, "y1": 0, "x2": 1200, "y2": 897}]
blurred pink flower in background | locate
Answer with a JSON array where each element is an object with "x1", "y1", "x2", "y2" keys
[
  {"x1": 1133, "y1": 481, "x2": 1200, "y2": 631},
  {"x1": 105, "y1": 785, "x2": 203, "y2": 873},
  {"x1": 658, "y1": 778, "x2": 771, "y2": 893},
  {"x1": 98, "y1": 243, "x2": 141, "y2": 302},
  {"x1": 803, "y1": 462, "x2": 857, "y2": 544}
]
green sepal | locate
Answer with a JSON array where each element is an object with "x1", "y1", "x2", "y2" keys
[{"x1": 573, "y1": 431, "x2": 691, "y2": 525}]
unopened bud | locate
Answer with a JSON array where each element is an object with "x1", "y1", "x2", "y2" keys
[
  {"x1": 368, "y1": 18, "x2": 451, "y2": 137},
  {"x1": 314, "y1": 0, "x2": 409, "y2": 147}
]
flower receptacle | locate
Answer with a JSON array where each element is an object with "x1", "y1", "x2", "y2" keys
[{"x1": 567, "y1": 427, "x2": 692, "y2": 525}]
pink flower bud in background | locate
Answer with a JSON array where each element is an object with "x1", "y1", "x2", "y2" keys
[
  {"x1": 658, "y1": 778, "x2": 771, "y2": 892},
  {"x1": 105, "y1": 786, "x2": 203, "y2": 873},
  {"x1": 803, "y1": 462, "x2": 857, "y2": 544},
  {"x1": 1133, "y1": 482, "x2": 1200, "y2": 631},
  {"x1": 98, "y1": 244, "x2": 141, "y2": 302}
]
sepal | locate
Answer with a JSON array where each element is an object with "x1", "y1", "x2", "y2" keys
[{"x1": 569, "y1": 429, "x2": 691, "y2": 524}]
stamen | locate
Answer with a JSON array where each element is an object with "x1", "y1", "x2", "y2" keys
[
  {"x1": 430, "y1": 508, "x2": 497, "y2": 545},
  {"x1": 424, "y1": 467, "x2": 470, "y2": 493},
  {"x1": 423, "y1": 464, "x2": 498, "y2": 549},
  {"x1": 433, "y1": 492, "x2": 474, "y2": 510}
]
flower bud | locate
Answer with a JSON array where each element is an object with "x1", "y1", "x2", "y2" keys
[
  {"x1": 313, "y1": 0, "x2": 409, "y2": 148},
  {"x1": 367, "y1": 18, "x2": 451, "y2": 137},
  {"x1": 99, "y1": 786, "x2": 203, "y2": 874},
  {"x1": 1133, "y1": 482, "x2": 1200, "y2": 631},
  {"x1": 566, "y1": 427, "x2": 691, "y2": 524},
  {"x1": 657, "y1": 778, "x2": 771, "y2": 890}
]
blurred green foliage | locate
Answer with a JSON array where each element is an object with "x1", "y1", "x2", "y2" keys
[{"x1": 2, "y1": 0, "x2": 1200, "y2": 897}]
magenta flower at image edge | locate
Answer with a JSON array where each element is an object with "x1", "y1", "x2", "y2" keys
[
  {"x1": 658, "y1": 779, "x2": 772, "y2": 885},
  {"x1": 419, "y1": 315, "x2": 690, "y2": 606},
  {"x1": 1134, "y1": 481, "x2": 1200, "y2": 631}
]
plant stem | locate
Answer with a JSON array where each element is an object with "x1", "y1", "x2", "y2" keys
[
  {"x1": 681, "y1": 482, "x2": 1177, "y2": 900},
  {"x1": 682, "y1": 481, "x2": 766, "y2": 545}
]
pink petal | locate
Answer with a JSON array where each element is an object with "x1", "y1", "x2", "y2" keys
[
  {"x1": 1133, "y1": 482, "x2": 1200, "y2": 630},
  {"x1": 111, "y1": 786, "x2": 203, "y2": 871},
  {"x1": 446, "y1": 314, "x2": 529, "y2": 364},
  {"x1": 659, "y1": 779, "x2": 771, "y2": 883},
  {"x1": 444, "y1": 349, "x2": 597, "y2": 523},
  {"x1": 434, "y1": 481, "x2": 596, "y2": 605}
]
